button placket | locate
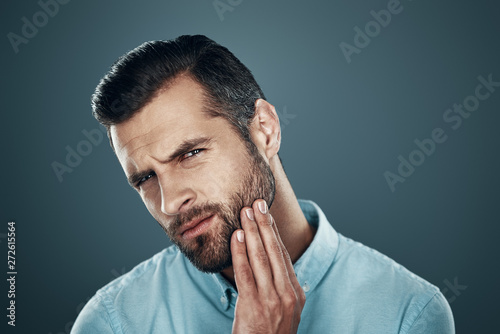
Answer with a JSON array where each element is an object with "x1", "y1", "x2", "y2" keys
[
  {"x1": 302, "y1": 281, "x2": 310, "y2": 293},
  {"x1": 220, "y1": 295, "x2": 227, "y2": 304}
]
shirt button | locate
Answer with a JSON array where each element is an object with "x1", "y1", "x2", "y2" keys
[
  {"x1": 302, "y1": 282, "x2": 310, "y2": 292},
  {"x1": 231, "y1": 293, "x2": 237, "y2": 298},
  {"x1": 220, "y1": 296, "x2": 227, "y2": 304}
]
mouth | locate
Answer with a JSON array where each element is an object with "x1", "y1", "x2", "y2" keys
[{"x1": 179, "y1": 214, "x2": 216, "y2": 240}]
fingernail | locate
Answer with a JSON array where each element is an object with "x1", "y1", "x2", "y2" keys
[
  {"x1": 258, "y1": 201, "x2": 267, "y2": 214},
  {"x1": 237, "y1": 230, "x2": 244, "y2": 243},
  {"x1": 245, "y1": 208, "x2": 254, "y2": 220}
]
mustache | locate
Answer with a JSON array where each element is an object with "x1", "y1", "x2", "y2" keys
[{"x1": 172, "y1": 202, "x2": 226, "y2": 230}]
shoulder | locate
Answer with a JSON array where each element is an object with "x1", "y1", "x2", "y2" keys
[
  {"x1": 404, "y1": 291, "x2": 455, "y2": 334},
  {"x1": 336, "y1": 233, "x2": 439, "y2": 293},
  {"x1": 72, "y1": 245, "x2": 184, "y2": 333},
  {"x1": 296, "y1": 199, "x2": 454, "y2": 332},
  {"x1": 97, "y1": 245, "x2": 183, "y2": 297},
  {"x1": 333, "y1": 234, "x2": 455, "y2": 333}
]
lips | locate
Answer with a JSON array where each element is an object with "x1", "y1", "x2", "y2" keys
[{"x1": 179, "y1": 214, "x2": 215, "y2": 239}]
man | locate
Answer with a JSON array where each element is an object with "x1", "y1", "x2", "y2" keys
[{"x1": 73, "y1": 35, "x2": 454, "y2": 333}]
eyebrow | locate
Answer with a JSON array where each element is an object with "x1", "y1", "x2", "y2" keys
[{"x1": 127, "y1": 136, "x2": 213, "y2": 187}]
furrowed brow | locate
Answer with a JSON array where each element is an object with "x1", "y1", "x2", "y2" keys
[
  {"x1": 166, "y1": 136, "x2": 212, "y2": 162},
  {"x1": 126, "y1": 136, "x2": 212, "y2": 187},
  {"x1": 128, "y1": 170, "x2": 154, "y2": 187}
]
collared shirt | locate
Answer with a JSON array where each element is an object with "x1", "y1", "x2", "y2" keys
[{"x1": 72, "y1": 200, "x2": 454, "y2": 333}]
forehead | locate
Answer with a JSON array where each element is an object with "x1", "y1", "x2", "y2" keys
[{"x1": 110, "y1": 75, "x2": 219, "y2": 160}]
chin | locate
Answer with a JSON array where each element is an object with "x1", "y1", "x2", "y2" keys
[
  {"x1": 179, "y1": 230, "x2": 234, "y2": 273},
  {"x1": 190, "y1": 254, "x2": 233, "y2": 273},
  {"x1": 192, "y1": 243, "x2": 233, "y2": 273}
]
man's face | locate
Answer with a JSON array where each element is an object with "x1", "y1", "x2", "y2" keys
[{"x1": 110, "y1": 75, "x2": 275, "y2": 273}]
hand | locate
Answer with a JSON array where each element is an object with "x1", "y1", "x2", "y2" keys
[{"x1": 231, "y1": 199, "x2": 306, "y2": 334}]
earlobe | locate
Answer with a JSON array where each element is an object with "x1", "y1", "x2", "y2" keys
[{"x1": 251, "y1": 99, "x2": 281, "y2": 160}]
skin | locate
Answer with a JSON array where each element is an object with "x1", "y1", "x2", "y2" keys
[
  {"x1": 110, "y1": 74, "x2": 315, "y2": 332},
  {"x1": 231, "y1": 201, "x2": 306, "y2": 333}
]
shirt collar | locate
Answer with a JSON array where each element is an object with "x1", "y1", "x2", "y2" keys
[
  {"x1": 293, "y1": 199, "x2": 339, "y2": 294},
  {"x1": 187, "y1": 199, "x2": 339, "y2": 311},
  {"x1": 184, "y1": 259, "x2": 236, "y2": 312}
]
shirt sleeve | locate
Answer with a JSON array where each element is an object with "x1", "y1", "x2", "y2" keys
[
  {"x1": 405, "y1": 291, "x2": 455, "y2": 334},
  {"x1": 71, "y1": 294, "x2": 117, "y2": 334}
]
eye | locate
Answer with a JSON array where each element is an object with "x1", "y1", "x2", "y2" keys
[
  {"x1": 181, "y1": 148, "x2": 205, "y2": 160},
  {"x1": 137, "y1": 171, "x2": 156, "y2": 187}
]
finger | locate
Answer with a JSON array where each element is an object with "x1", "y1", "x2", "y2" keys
[
  {"x1": 230, "y1": 228, "x2": 257, "y2": 297},
  {"x1": 252, "y1": 200, "x2": 292, "y2": 295},
  {"x1": 271, "y1": 217, "x2": 306, "y2": 306},
  {"x1": 271, "y1": 220, "x2": 306, "y2": 330},
  {"x1": 240, "y1": 206, "x2": 275, "y2": 295}
]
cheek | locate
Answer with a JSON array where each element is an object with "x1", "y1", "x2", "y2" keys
[
  {"x1": 211, "y1": 159, "x2": 248, "y2": 195},
  {"x1": 142, "y1": 188, "x2": 162, "y2": 216},
  {"x1": 195, "y1": 161, "x2": 242, "y2": 199},
  {"x1": 198, "y1": 169, "x2": 226, "y2": 198}
]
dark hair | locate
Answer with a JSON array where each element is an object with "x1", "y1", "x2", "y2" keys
[{"x1": 91, "y1": 35, "x2": 266, "y2": 144}]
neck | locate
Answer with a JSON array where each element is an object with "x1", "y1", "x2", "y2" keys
[{"x1": 221, "y1": 156, "x2": 315, "y2": 286}]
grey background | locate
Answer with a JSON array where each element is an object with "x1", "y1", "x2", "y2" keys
[{"x1": 1, "y1": 0, "x2": 499, "y2": 332}]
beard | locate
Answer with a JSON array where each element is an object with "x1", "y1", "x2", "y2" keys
[{"x1": 159, "y1": 142, "x2": 276, "y2": 273}]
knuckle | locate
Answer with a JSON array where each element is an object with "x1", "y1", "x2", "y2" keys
[
  {"x1": 256, "y1": 213, "x2": 272, "y2": 227},
  {"x1": 235, "y1": 267, "x2": 254, "y2": 285},
  {"x1": 267, "y1": 294, "x2": 280, "y2": 310},
  {"x1": 231, "y1": 243, "x2": 247, "y2": 257},
  {"x1": 282, "y1": 290, "x2": 297, "y2": 307},
  {"x1": 242, "y1": 218, "x2": 259, "y2": 233},
  {"x1": 269, "y1": 241, "x2": 282, "y2": 256},
  {"x1": 255, "y1": 250, "x2": 269, "y2": 266},
  {"x1": 255, "y1": 215, "x2": 271, "y2": 227},
  {"x1": 234, "y1": 245, "x2": 246, "y2": 255}
]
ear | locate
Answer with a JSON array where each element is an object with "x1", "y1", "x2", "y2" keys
[{"x1": 249, "y1": 99, "x2": 281, "y2": 160}]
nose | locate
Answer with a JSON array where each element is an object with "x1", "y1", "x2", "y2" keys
[{"x1": 158, "y1": 173, "x2": 196, "y2": 216}]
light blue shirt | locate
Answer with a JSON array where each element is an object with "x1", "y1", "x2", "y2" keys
[{"x1": 72, "y1": 200, "x2": 454, "y2": 333}]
